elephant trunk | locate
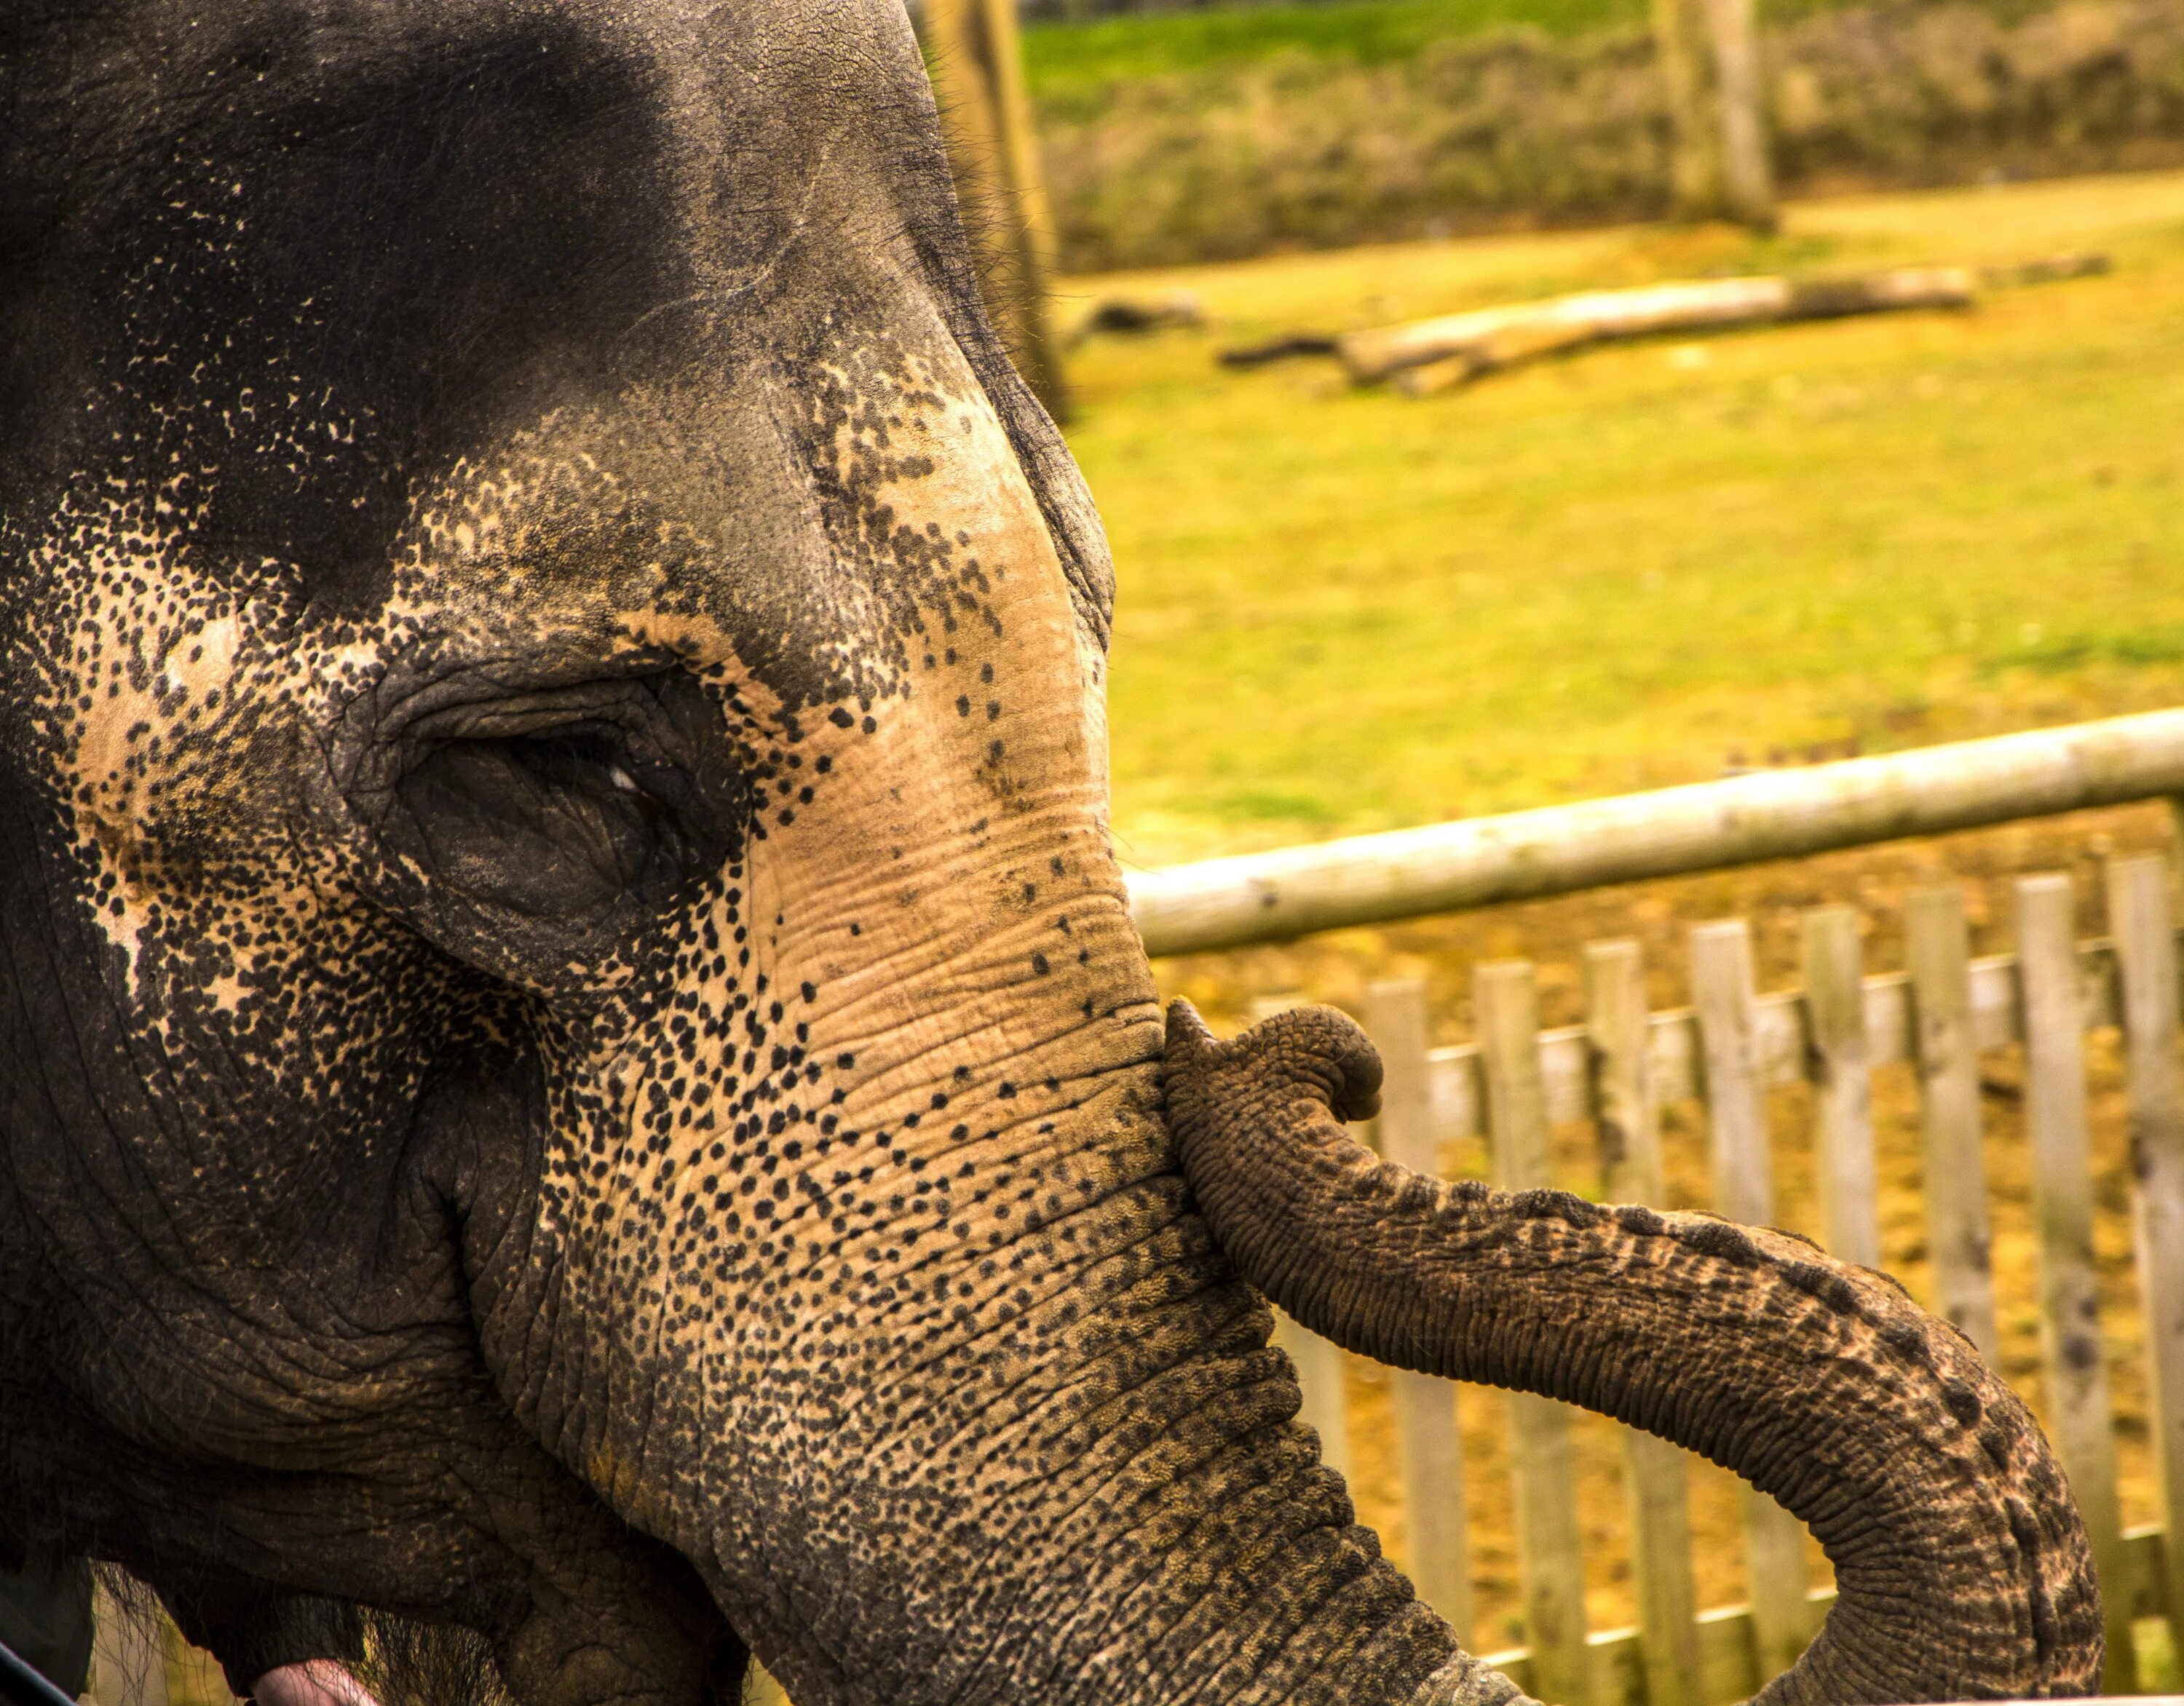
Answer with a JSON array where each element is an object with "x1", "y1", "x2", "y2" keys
[{"x1": 1162, "y1": 1001, "x2": 2102, "y2": 1705}]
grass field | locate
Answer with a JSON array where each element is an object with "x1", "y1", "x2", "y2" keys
[
  {"x1": 1020, "y1": 0, "x2": 1647, "y2": 100},
  {"x1": 1020, "y1": 0, "x2": 2063, "y2": 101},
  {"x1": 1069, "y1": 169, "x2": 2184, "y2": 867},
  {"x1": 1061, "y1": 170, "x2": 2184, "y2": 1677}
]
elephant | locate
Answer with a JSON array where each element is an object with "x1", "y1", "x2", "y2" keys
[{"x1": 0, "y1": 1, "x2": 2101, "y2": 1703}]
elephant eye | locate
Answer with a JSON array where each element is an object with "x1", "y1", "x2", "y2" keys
[
  {"x1": 400, "y1": 719, "x2": 693, "y2": 911},
  {"x1": 364, "y1": 670, "x2": 751, "y2": 981}
]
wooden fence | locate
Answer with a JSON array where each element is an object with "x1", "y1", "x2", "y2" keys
[{"x1": 1248, "y1": 854, "x2": 2184, "y2": 1705}]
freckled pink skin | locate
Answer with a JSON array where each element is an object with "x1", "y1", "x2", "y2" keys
[{"x1": 250, "y1": 1662, "x2": 383, "y2": 1706}]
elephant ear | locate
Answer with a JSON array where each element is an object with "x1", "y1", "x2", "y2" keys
[{"x1": 1163, "y1": 999, "x2": 2102, "y2": 1706}]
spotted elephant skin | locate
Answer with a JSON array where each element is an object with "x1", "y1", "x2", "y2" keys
[{"x1": 0, "y1": 4, "x2": 2098, "y2": 1706}]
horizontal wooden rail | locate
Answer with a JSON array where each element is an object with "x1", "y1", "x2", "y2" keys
[{"x1": 1126, "y1": 708, "x2": 2184, "y2": 956}]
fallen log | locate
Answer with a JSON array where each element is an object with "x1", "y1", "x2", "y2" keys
[
  {"x1": 1069, "y1": 291, "x2": 1206, "y2": 346},
  {"x1": 1977, "y1": 250, "x2": 2111, "y2": 287},
  {"x1": 1216, "y1": 332, "x2": 1342, "y2": 368},
  {"x1": 1340, "y1": 265, "x2": 1975, "y2": 390}
]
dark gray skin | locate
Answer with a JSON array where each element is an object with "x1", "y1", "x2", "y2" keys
[{"x1": 0, "y1": 4, "x2": 2098, "y2": 1704}]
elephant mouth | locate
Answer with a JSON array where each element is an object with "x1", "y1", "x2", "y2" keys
[{"x1": 1162, "y1": 999, "x2": 2105, "y2": 1705}]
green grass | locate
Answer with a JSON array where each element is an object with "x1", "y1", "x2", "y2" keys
[
  {"x1": 1018, "y1": 0, "x2": 2058, "y2": 103},
  {"x1": 1058, "y1": 170, "x2": 2184, "y2": 866},
  {"x1": 1021, "y1": 0, "x2": 1647, "y2": 98}
]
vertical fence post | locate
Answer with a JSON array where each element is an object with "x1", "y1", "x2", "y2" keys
[
  {"x1": 2109, "y1": 853, "x2": 2184, "y2": 1663},
  {"x1": 920, "y1": 0, "x2": 1070, "y2": 418},
  {"x1": 1584, "y1": 941, "x2": 1704, "y2": 1706},
  {"x1": 1477, "y1": 961, "x2": 1591, "y2": 1706},
  {"x1": 1802, "y1": 906, "x2": 1882, "y2": 1270},
  {"x1": 1904, "y1": 887, "x2": 2003, "y2": 1361},
  {"x1": 1268, "y1": 1312, "x2": 1353, "y2": 1484},
  {"x1": 1251, "y1": 995, "x2": 1353, "y2": 1485},
  {"x1": 1700, "y1": 0, "x2": 1775, "y2": 229},
  {"x1": 1691, "y1": 920, "x2": 1811, "y2": 1683},
  {"x1": 2016, "y1": 873, "x2": 2137, "y2": 1694},
  {"x1": 1366, "y1": 978, "x2": 1473, "y2": 1647}
]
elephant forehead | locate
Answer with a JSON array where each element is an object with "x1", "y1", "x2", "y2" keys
[
  {"x1": 0, "y1": 0, "x2": 976, "y2": 619},
  {"x1": 357, "y1": 330, "x2": 1064, "y2": 697}
]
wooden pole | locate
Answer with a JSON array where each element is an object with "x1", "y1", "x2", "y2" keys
[
  {"x1": 2109, "y1": 854, "x2": 2184, "y2": 1665},
  {"x1": 1129, "y1": 708, "x2": 2184, "y2": 958},
  {"x1": 1584, "y1": 941, "x2": 1704, "y2": 1706},
  {"x1": 1651, "y1": 0, "x2": 1773, "y2": 229},
  {"x1": 1652, "y1": 0, "x2": 1721, "y2": 220},
  {"x1": 1478, "y1": 961, "x2": 1592, "y2": 1706},
  {"x1": 1691, "y1": 921, "x2": 1811, "y2": 1683},
  {"x1": 1904, "y1": 888, "x2": 2002, "y2": 1361},
  {"x1": 2016, "y1": 874, "x2": 2137, "y2": 1693},
  {"x1": 1701, "y1": 0, "x2": 1775, "y2": 229},
  {"x1": 922, "y1": 0, "x2": 1070, "y2": 419},
  {"x1": 1367, "y1": 977, "x2": 1474, "y2": 1646},
  {"x1": 1802, "y1": 906, "x2": 1882, "y2": 1270}
]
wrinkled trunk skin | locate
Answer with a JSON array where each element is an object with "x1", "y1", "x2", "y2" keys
[{"x1": 1164, "y1": 1002, "x2": 2105, "y2": 1703}]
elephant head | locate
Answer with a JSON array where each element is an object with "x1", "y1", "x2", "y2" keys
[{"x1": 0, "y1": 2, "x2": 2097, "y2": 1703}]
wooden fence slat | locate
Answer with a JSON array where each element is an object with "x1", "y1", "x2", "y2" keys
[
  {"x1": 1586, "y1": 941, "x2": 1668, "y2": 1206},
  {"x1": 1392, "y1": 1372, "x2": 1472, "y2": 1646},
  {"x1": 2016, "y1": 873, "x2": 2137, "y2": 1694},
  {"x1": 1367, "y1": 979, "x2": 1437, "y2": 1180},
  {"x1": 1269, "y1": 1311, "x2": 1352, "y2": 1485},
  {"x1": 1692, "y1": 922, "x2": 1771, "y2": 1225},
  {"x1": 1252, "y1": 994, "x2": 1353, "y2": 1485},
  {"x1": 2110, "y1": 854, "x2": 2184, "y2": 1663},
  {"x1": 1904, "y1": 888, "x2": 2003, "y2": 1362},
  {"x1": 1584, "y1": 940, "x2": 1704, "y2": 1706},
  {"x1": 1690, "y1": 920, "x2": 1811, "y2": 1683},
  {"x1": 1802, "y1": 906, "x2": 1882, "y2": 1269},
  {"x1": 1420, "y1": 932, "x2": 2147, "y2": 1148},
  {"x1": 1478, "y1": 960, "x2": 1591, "y2": 1706},
  {"x1": 1366, "y1": 977, "x2": 1473, "y2": 1646}
]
